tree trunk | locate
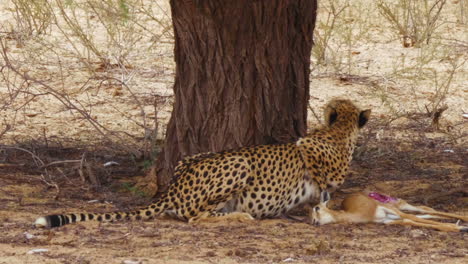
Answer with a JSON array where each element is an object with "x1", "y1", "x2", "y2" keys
[{"x1": 154, "y1": 0, "x2": 318, "y2": 192}]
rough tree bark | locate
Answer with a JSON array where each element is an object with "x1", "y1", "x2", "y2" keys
[{"x1": 153, "y1": 0, "x2": 318, "y2": 193}]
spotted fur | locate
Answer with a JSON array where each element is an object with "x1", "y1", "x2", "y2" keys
[{"x1": 35, "y1": 99, "x2": 370, "y2": 228}]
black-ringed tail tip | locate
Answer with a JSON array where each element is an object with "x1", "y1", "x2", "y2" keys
[
  {"x1": 34, "y1": 214, "x2": 99, "y2": 228},
  {"x1": 34, "y1": 216, "x2": 49, "y2": 228},
  {"x1": 34, "y1": 212, "x2": 143, "y2": 228}
]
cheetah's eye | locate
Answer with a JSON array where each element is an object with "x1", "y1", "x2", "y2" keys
[{"x1": 314, "y1": 206, "x2": 320, "y2": 212}]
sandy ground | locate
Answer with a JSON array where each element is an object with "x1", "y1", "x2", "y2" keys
[
  {"x1": 0, "y1": 163, "x2": 467, "y2": 264},
  {"x1": 0, "y1": 0, "x2": 467, "y2": 263}
]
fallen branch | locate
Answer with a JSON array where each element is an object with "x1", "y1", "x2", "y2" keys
[{"x1": 0, "y1": 145, "x2": 45, "y2": 167}]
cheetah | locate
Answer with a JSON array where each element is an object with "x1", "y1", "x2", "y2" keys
[{"x1": 35, "y1": 99, "x2": 371, "y2": 228}]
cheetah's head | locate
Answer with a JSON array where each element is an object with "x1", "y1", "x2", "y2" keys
[{"x1": 324, "y1": 99, "x2": 371, "y2": 129}]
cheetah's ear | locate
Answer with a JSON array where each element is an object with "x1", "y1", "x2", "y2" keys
[
  {"x1": 358, "y1": 109, "x2": 371, "y2": 128},
  {"x1": 325, "y1": 106, "x2": 338, "y2": 127}
]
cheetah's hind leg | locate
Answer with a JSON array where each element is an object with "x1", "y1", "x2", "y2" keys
[{"x1": 188, "y1": 211, "x2": 254, "y2": 223}]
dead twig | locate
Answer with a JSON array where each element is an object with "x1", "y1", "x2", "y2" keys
[
  {"x1": 79, "y1": 152, "x2": 86, "y2": 183},
  {"x1": 0, "y1": 124, "x2": 11, "y2": 139},
  {"x1": 40, "y1": 173, "x2": 60, "y2": 200},
  {"x1": 430, "y1": 105, "x2": 448, "y2": 130},
  {"x1": 86, "y1": 161, "x2": 100, "y2": 187},
  {"x1": 308, "y1": 103, "x2": 323, "y2": 125},
  {"x1": 41, "y1": 160, "x2": 82, "y2": 168},
  {"x1": 55, "y1": 167, "x2": 74, "y2": 184}
]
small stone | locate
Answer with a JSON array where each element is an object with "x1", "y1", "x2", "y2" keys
[
  {"x1": 409, "y1": 229, "x2": 426, "y2": 238},
  {"x1": 27, "y1": 249, "x2": 49, "y2": 254},
  {"x1": 122, "y1": 260, "x2": 142, "y2": 264},
  {"x1": 23, "y1": 232, "x2": 35, "y2": 240}
]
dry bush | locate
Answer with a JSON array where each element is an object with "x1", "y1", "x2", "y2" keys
[
  {"x1": 312, "y1": 0, "x2": 465, "y2": 131},
  {"x1": 8, "y1": 0, "x2": 53, "y2": 39},
  {"x1": 312, "y1": 0, "x2": 372, "y2": 75},
  {"x1": 312, "y1": 0, "x2": 348, "y2": 66},
  {"x1": 389, "y1": 40, "x2": 466, "y2": 117},
  {"x1": 459, "y1": 0, "x2": 467, "y2": 24},
  {"x1": 376, "y1": 0, "x2": 447, "y2": 47},
  {"x1": 0, "y1": 0, "x2": 174, "y2": 161}
]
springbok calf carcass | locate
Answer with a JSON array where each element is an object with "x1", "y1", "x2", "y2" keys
[{"x1": 309, "y1": 191, "x2": 468, "y2": 232}]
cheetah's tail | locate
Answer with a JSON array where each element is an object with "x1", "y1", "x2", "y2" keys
[{"x1": 34, "y1": 200, "x2": 166, "y2": 228}]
